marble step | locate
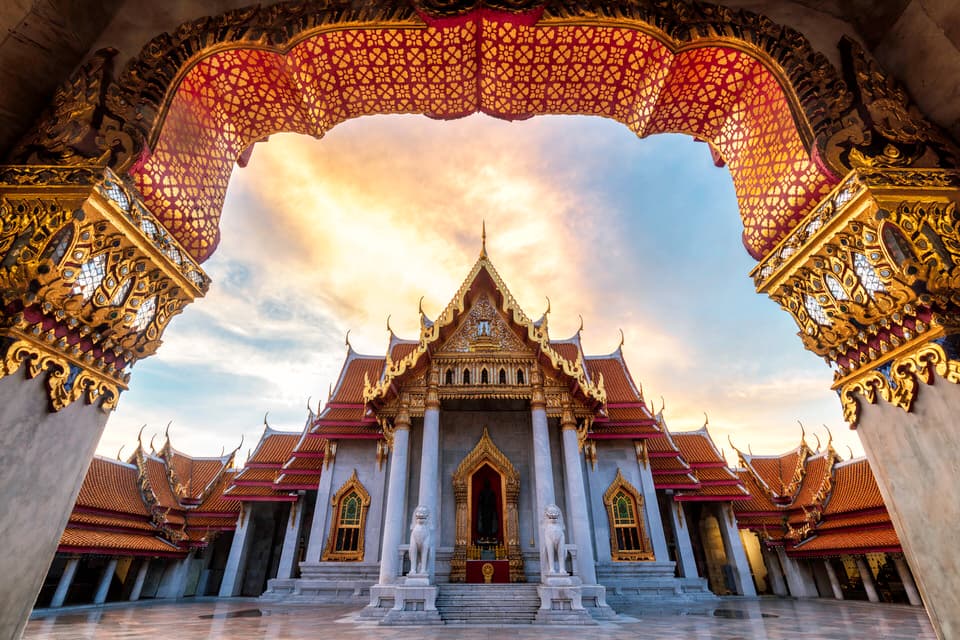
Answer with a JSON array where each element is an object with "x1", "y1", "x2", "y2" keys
[{"x1": 437, "y1": 585, "x2": 541, "y2": 624}]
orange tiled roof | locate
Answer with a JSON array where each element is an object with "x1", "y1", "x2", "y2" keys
[
  {"x1": 247, "y1": 431, "x2": 300, "y2": 465},
  {"x1": 69, "y1": 512, "x2": 155, "y2": 532},
  {"x1": 695, "y1": 467, "x2": 740, "y2": 483},
  {"x1": 733, "y1": 470, "x2": 780, "y2": 513},
  {"x1": 550, "y1": 341, "x2": 581, "y2": 364},
  {"x1": 144, "y1": 456, "x2": 181, "y2": 511},
  {"x1": 585, "y1": 355, "x2": 641, "y2": 403},
  {"x1": 332, "y1": 355, "x2": 385, "y2": 404},
  {"x1": 672, "y1": 431, "x2": 725, "y2": 465},
  {"x1": 817, "y1": 511, "x2": 891, "y2": 530},
  {"x1": 166, "y1": 450, "x2": 228, "y2": 500},
  {"x1": 790, "y1": 452, "x2": 834, "y2": 508},
  {"x1": 317, "y1": 406, "x2": 369, "y2": 423},
  {"x1": 60, "y1": 528, "x2": 183, "y2": 555},
  {"x1": 824, "y1": 459, "x2": 885, "y2": 514},
  {"x1": 194, "y1": 471, "x2": 242, "y2": 515},
  {"x1": 234, "y1": 467, "x2": 280, "y2": 483},
  {"x1": 390, "y1": 340, "x2": 418, "y2": 363},
  {"x1": 275, "y1": 472, "x2": 321, "y2": 488},
  {"x1": 791, "y1": 527, "x2": 900, "y2": 554},
  {"x1": 646, "y1": 435, "x2": 680, "y2": 454},
  {"x1": 654, "y1": 472, "x2": 699, "y2": 486},
  {"x1": 605, "y1": 405, "x2": 656, "y2": 422},
  {"x1": 224, "y1": 484, "x2": 297, "y2": 498},
  {"x1": 74, "y1": 457, "x2": 149, "y2": 517},
  {"x1": 681, "y1": 483, "x2": 750, "y2": 498},
  {"x1": 651, "y1": 457, "x2": 691, "y2": 473}
]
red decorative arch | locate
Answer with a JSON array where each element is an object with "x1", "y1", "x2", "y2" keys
[{"x1": 125, "y1": 9, "x2": 838, "y2": 261}]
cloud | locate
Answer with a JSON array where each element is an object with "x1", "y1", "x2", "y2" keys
[{"x1": 101, "y1": 114, "x2": 863, "y2": 463}]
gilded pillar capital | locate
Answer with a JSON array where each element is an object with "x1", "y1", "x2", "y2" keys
[
  {"x1": 530, "y1": 365, "x2": 546, "y2": 410},
  {"x1": 753, "y1": 168, "x2": 960, "y2": 426},
  {"x1": 0, "y1": 166, "x2": 209, "y2": 413},
  {"x1": 425, "y1": 363, "x2": 440, "y2": 410}
]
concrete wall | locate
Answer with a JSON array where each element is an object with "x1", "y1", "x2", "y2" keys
[
  {"x1": 0, "y1": 370, "x2": 110, "y2": 640},
  {"x1": 857, "y1": 376, "x2": 960, "y2": 639}
]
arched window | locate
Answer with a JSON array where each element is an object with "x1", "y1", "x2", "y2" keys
[
  {"x1": 463, "y1": 368, "x2": 471, "y2": 384},
  {"x1": 516, "y1": 368, "x2": 525, "y2": 385},
  {"x1": 603, "y1": 469, "x2": 653, "y2": 561},
  {"x1": 322, "y1": 470, "x2": 371, "y2": 561},
  {"x1": 481, "y1": 368, "x2": 489, "y2": 384},
  {"x1": 499, "y1": 368, "x2": 507, "y2": 384},
  {"x1": 445, "y1": 368, "x2": 454, "y2": 385}
]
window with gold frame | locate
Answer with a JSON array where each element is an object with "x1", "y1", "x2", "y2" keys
[
  {"x1": 322, "y1": 470, "x2": 371, "y2": 561},
  {"x1": 603, "y1": 469, "x2": 654, "y2": 561}
]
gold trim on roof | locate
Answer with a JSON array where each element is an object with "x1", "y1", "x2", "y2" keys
[{"x1": 363, "y1": 255, "x2": 605, "y2": 405}]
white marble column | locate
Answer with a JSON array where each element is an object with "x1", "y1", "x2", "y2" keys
[
  {"x1": 157, "y1": 557, "x2": 191, "y2": 599},
  {"x1": 776, "y1": 546, "x2": 818, "y2": 598},
  {"x1": 761, "y1": 546, "x2": 788, "y2": 596},
  {"x1": 219, "y1": 507, "x2": 254, "y2": 597},
  {"x1": 304, "y1": 444, "x2": 337, "y2": 564},
  {"x1": 634, "y1": 446, "x2": 670, "y2": 562},
  {"x1": 129, "y1": 559, "x2": 150, "y2": 601},
  {"x1": 416, "y1": 367, "x2": 441, "y2": 581},
  {"x1": 50, "y1": 557, "x2": 80, "y2": 608},
  {"x1": 666, "y1": 497, "x2": 699, "y2": 578},
  {"x1": 377, "y1": 405, "x2": 411, "y2": 585},
  {"x1": 275, "y1": 495, "x2": 306, "y2": 579},
  {"x1": 93, "y1": 557, "x2": 118, "y2": 604},
  {"x1": 530, "y1": 368, "x2": 556, "y2": 526},
  {"x1": 560, "y1": 406, "x2": 596, "y2": 584},
  {"x1": 893, "y1": 554, "x2": 922, "y2": 606},
  {"x1": 716, "y1": 504, "x2": 756, "y2": 596},
  {"x1": 824, "y1": 559, "x2": 844, "y2": 600},
  {"x1": 855, "y1": 556, "x2": 880, "y2": 603}
]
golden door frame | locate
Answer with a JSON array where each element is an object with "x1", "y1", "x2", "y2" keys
[{"x1": 450, "y1": 427, "x2": 524, "y2": 582}]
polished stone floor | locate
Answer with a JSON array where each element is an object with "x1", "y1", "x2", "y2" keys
[{"x1": 26, "y1": 597, "x2": 935, "y2": 639}]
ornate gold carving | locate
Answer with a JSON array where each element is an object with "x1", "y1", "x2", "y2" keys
[
  {"x1": 584, "y1": 439, "x2": 597, "y2": 471},
  {"x1": 450, "y1": 427, "x2": 524, "y2": 583},
  {"x1": 324, "y1": 442, "x2": 337, "y2": 470},
  {"x1": 322, "y1": 469, "x2": 370, "y2": 562},
  {"x1": 839, "y1": 342, "x2": 960, "y2": 426},
  {"x1": 753, "y1": 170, "x2": 960, "y2": 411},
  {"x1": 481, "y1": 561, "x2": 495, "y2": 583},
  {"x1": 0, "y1": 166, "x2": 208, "y2": 412},
  {"x1": 425, "y1": 364, "x2": 440, "y2": 409},
  {"x1": 603, "y1": 469, "x2": 654, "y2": 562},
  {"x1": 439, "y1": 294, "x2": 529, "y2": 353},
  {"x1": 823, "y1": 38, "x2": 959, "y2": 174},
  {"x1": 364, "y1": 256, "x2": 604, "y2": 406},
  {"x1": 634, "y1": 440, "x2": 648, "y2": 470}
]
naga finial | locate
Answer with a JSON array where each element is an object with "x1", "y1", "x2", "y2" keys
[
  {"x1": 136, "y1": 424, "x2": 146, "y2": 448},
  {"x1": 577, "y1": 314, "x2": 584, "y2": 334},
  {"x1": 798, "y1": 420, "x2": 806, "y2": 446},
  {"x1": 813, "y1": 433, "x2": 821, "y2": 452},
  {"x1": 823, "y1": 424, "x2": 833, "y2": 449},
  {"x1": 846, "y1": 445, "x2": 855, "y2": 460},
  {"x1": 703, "y1": 412, "x2": 709, "y2": 427},
  {"x1": 117, "y1": 444, "x2": 125, "y2": 461},
  {"x1": 306, "y1": 396, "x2": 313, "y2": 415},
  {"x1": 618, "y1": 328, "x2": 625, "y2": 349},
  {"x1": 165, "y1": 420, "x2": 172, "y2": 439},
  {"x1": 345, "y1": 329, "x2": 352, "y2": 350},
  {"x1": 386, "y1": 314, "x2": 393, "y2": 336},
  {"x1": 544, "y1": 296, "x2": 551, "y2": 316},
  {"x1": 263, "y1": 411, "x2": 270, "y2": 429},
  {"x1": 480, "y1": 219, "x2": 487, "y2": 258},
  {"x1": 149, "y1": 433, "x2": 157, "y2": 453}
]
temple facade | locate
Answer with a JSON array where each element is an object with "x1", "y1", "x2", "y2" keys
[{"x1": 35, "y1": 248, "x2": 924, "y2": 620}]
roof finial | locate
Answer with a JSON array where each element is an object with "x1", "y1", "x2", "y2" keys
[
  {"x1": 328, "y1": 382, "x2": 333, "y2": 400},
  {"x1": 220, "y1": 446, "x2": 225, "y2": 457},
  {"x1": 544, "y1": 296, "x2": 551, "y2": 316},
  {"x1": 846, "y1": 445, "x2": 854, "y2": 460},
  {"x1": 823, "y1": 424, "x2": 833, "y2": 449},
  {"x1": 480, "y1": 219, "x2": 487, "y2": 258},
  {"x1": 577, "y1": 314, "x2": 584, "y2": 335},
  {"x1": 263, "y1": 411, "x2": 270, "y2": 429},
  {"x1": 306, "y1": 395, "x2": 313, "y2": 415},
  {"x1": 703, "y1": 411, "x2": 709, "y2": 427},
  {"x1": 345, "y1": 329, "x2": 352, "y2": 351},
  {"x1": 798, "y1": 420, "x2": 806, "y2": 446},
  {"x1": 418, "y1": 296, "x2": 425, "y2": 316},
  {"x1": 813, "y1": 432, "x2": 821, "y2": 452},
  {"x1": 659, "y1": 396, "x2": 665, "y2": 415},
  {"x1": 165, "y1": 420, "x2": 172, "y2": 439},
  {"x1": 748, "y1": 444, "x2": 754, "y2": 455},
  {"x1": 386, "y1": 314, "x2": 393, "y2": 336},
  {"x1": 136, "y1": 424, "x2": 146, "y2": 448},
  {"x1": 149, "y1": 433, "x2": 157, "y2": 453},
  {"x1": 618, "y1": 328, "x2": 625, "y2": 349},
  {"x1": 117, "y1": 444, "x2": 125, "y2": 461}
]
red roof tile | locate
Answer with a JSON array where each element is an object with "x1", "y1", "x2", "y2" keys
[
  {"x1": 585, "y1": 356, "x2": 641, "y2": 403},
  {"x1": 59, "y1": 529, "x2": 183, "y2": 555},
  {"x1": 824, "y1": 459, "x2": 885, "y2": 514},
  {"x1": 74, "y1": 457, "x2": 149, "y2": 517}
]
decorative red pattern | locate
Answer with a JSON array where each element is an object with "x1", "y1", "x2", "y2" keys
[{"x1": 129, "y1": 16, "x2": 835, "y2": 262}]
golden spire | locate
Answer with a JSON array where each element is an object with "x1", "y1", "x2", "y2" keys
[{"x1": 480, "y1": 220, "x2": 487, "y2": 259}]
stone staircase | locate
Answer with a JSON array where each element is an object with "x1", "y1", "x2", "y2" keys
[{"x1": 436, "y1": 584, "x2": 541, "y2": 624}]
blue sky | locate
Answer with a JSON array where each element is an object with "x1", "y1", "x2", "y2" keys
[{"x1": 101, "y1": 114, "x2": 861, "y2": 464}]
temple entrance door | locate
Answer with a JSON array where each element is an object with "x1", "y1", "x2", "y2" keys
[
  {"x1": 466, "y1": 463, "x2": 509, "y2": 583},
  {"x1": 451, "y1": 427, "x2": 524, "y2": 582}
]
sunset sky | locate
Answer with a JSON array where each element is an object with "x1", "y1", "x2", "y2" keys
[{"x1": 100, "y1": 114, "x2": 863, "y2": 465}]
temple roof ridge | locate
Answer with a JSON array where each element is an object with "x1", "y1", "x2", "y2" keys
[{"x1": 91, "y1": 453, "x2": 138, "y2": 470}]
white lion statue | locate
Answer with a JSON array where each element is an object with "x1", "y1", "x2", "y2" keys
[
  {"x1": 408, "y1": 505, "x2": 431, "y2": 576},
  {"x1": 541, "y1": 503, "x2": 567, "y2": 576}
]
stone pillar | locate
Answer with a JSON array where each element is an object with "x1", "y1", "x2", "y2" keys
[
  {"x1": 416, "y1": 367, "x2": 441, "y2": 581},
  {"x1": 715, "y1": 504, "x2": 756, "y2": 596},
  {"x1": 776, "y1": 546, "x2": 818, "y2": 598},
  {"x1": 560, "y1": 405, "x2": 596, "y2": 584},
  {"x1": 304, "y1": 444, "x2": 337, "y2": 564},
  {"x1": 824, "y1": 559, "x2": 844, "y2": 600},
  {"x1": 666, "y1": 498, "x2": 699, "y2": 579},
  {"x1": 219, "y1": 508, "x2": 254, "y2": 597},
  {"x1": 761, "y1": 546, "x2": 788, "y2": 597},
  {"x1": 275, "y1": 495, "x2": 306, "y2": 579},
  {"x1": 529, "y1": 368, "x2": 556, "y2": 527},
  {"x1": 855, "y1": 556, "x2": 880, "y2": 603},
  {"x1": 893, "y1": 555, "x2": 923, "y2": 606},
  {"x1": 93, "y1": 557, "x2": 118, "y2": 604},
  {"x1": 0, "y1": 373, "x2": 110, "y2": 637},
  {"x1": 856, "y1": 381, "x2": 959, "y2": 635},
  {"x1": 157, "y1": 557, "x2": 191, "y2": 599},
  {"x1": 376, "y1": 403, "x2": 411, "y2": 585},
  {"x1": 634, "y1": 445, "x2": 669, "y2": 562},
  {"x1": 129, "y1": 559, "x2": 150, "y2": 601},
  {"x1": 50, "y1": 557, "x2": 80, "y2": 608}
]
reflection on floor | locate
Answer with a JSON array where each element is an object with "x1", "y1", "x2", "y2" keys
[{"x1": 26, "y1": 597, "x2": 935, "y2": 639}]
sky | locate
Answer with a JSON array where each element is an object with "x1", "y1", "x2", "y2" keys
[{"x1": 100, "y1": 113, "x2": 863, "y2": 466}]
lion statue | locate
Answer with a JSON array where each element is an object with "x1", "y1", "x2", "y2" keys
[
  {"x1": 541, "y1": 503, "x2": 567, "y2": 576},
  {"x1": 408, "y1": 505, "x2": 431, "y2": 576}
]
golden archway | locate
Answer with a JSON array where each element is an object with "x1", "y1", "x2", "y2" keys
[
  {"x1": 603, "y1": 468, "x2": 654, "y2": 562},
  {"x1": 322, "y1": 469, "x2": 371, "y2": 561},
  {"x1": 450, "y1": 426, "x2": 523, "y2": 582}
]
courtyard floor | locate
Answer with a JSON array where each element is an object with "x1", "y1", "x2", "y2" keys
[{"x1": 26, "y1": 597, "x2": 934, "y2": 639}]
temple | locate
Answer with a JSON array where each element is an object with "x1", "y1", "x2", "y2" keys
[{"x1": 34, "y1": 246, "x2": 923, "y2": 620}]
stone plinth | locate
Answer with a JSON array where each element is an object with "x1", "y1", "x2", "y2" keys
[
  {"x1": 375, "y1": 584, "x2": 443, "y2": 625},
  {"x1": 535, "y1": 575, "x2": 595, "y2": 625}
]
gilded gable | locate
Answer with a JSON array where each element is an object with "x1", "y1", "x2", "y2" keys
[{"x1": 438, "y1": 294, "x2": 529, "y2": 354}]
